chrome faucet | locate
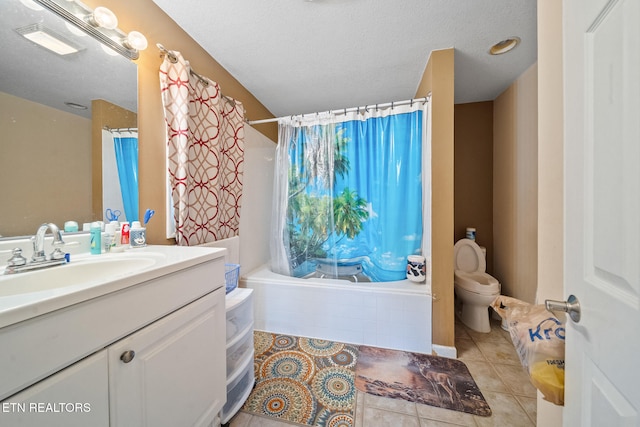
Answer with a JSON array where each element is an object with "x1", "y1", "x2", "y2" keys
[
  {"x1": 32, "y1": 223, "x2": 66, "y2": 262},
  {"x1": 3, "y1": 223, "x2": 68, "y2": 274}
]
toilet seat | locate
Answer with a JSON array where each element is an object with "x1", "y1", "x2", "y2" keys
[
  {"x1": 454, "y1": 239, "x2": 486, "y2": 273},
  {"x1": 454, "y1": 271, "x2": 500, "y2": 295},
  {"x1": 454, "y1": 239, "x2": 500, "y2": 295}
]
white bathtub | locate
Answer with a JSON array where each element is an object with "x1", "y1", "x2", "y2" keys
[{"x1": 240, "y1": 264, "x2": 432, "y2": 354}]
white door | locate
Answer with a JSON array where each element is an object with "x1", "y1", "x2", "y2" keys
[{"x1": 563, "y1": 0, "x2": 640, "y2": 425}]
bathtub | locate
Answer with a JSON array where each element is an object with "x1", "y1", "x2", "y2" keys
[{"x1": 240, "y1": 264, "x2": 432, "y2": 354}]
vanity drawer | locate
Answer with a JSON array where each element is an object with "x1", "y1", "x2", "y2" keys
[{"x1": 225, "y1": 288, "x2": 253, "y2": 344}]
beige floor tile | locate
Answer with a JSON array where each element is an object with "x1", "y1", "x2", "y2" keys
[
  {"x1": 514, "y1": 395, "x2": 537, "y2": 425},
  {"x1": 492, "y1": 324, "x2": 512, "y2": 344},
  {"x1": 415, "y1": 403, "x2": 478, "y2": 426},
  {"x1": 362, "y1": 406, "x2": 420, "y2": 427},
  {"x1": 493, "y1": 364, "x2": 537, "y2": 398},
  {"x1": 462, "y1": 360, "x2": 510, "y2": 394},
  {"x1": 229, "y1": 411, "x2": 252, "y2": 427},
  {"x1": 475, "y1": 341, "x2": 522, "y2": 366},
  {"x1": 473, "y1": 391, "x2": 535, "y2": 427},
  {"x1": 420, "y1": 419, "x2": 477, "y2": 427},
  {"x1": 455, "y1": 325, "x2": 472, "y2": 340},
  {"x1": 247, "y1": 414, "x2": 303, "y2": 426},
  {"x1": 463, "y1": 326, "x2": 508, "y2": 345},
  {"x1": 455, "y1": 338, "x2": 486, "y2": 362}
]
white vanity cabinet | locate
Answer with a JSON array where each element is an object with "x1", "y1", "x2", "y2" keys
[
  {"x1": 1, "y1": 350, "x2": 110, "y2": 427},
  {"x1": 0, "y1": 246, "x2": 228, "y2": 427},
  {"x1": 109, "y1": 289, "x2": 226, "y2": 427}
]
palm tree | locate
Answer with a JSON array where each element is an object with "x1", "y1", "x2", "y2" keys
[
  {"x1": 333, "y1": 188, "x2": 369, "y2": 239},
  {"x1": 286, "y1": 124, "x2": 369, "y2": 271}
]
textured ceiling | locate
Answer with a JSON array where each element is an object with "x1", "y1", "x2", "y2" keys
[{"x1": 152, "y1": 0, "x2": 537, "y2": 118}]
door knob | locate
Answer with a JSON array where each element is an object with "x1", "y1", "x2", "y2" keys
[
  {"x1": 120, "y1": 350, "x2": 135, "y2": 363},
  {"x1": 545, "y1": 294, "x2": 581, "y2": 323}
]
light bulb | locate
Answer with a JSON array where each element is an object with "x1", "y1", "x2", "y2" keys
[
  {"x1": 91, "y1": 6, "x2": 118, "y2": 30},
  {"x1": 64, "y1": 22, "x2": 86, "y2": 37},
  {"x1": 124, "y1": 31, "x2": 148, "y2": 51},
  {"x1": 19, "y1": 0, "x2": 43, "y2": 11},
  {"x1": 101, "y1": 43, "x2": 119, "y2": 56}
]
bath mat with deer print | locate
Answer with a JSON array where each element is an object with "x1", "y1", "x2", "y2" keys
[{"x1": 355, "y1": 346, "x2": 491, "y2": 417}]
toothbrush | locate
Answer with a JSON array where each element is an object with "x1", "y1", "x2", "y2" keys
[{"x1": 144, "y1": 209, "x2": 155, "y2": 226}]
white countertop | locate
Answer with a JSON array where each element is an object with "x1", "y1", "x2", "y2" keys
[{"x1": 0, "y1": 245, "x2": 227, "y2": 329}]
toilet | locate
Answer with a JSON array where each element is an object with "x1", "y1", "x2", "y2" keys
[{"x1": 454, "y1": 238, "x2": 500, "y2": 333}]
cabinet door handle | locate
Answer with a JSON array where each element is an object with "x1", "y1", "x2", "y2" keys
[{"x1": 120, "y1": 350, "x2": 135, "y2": 363}]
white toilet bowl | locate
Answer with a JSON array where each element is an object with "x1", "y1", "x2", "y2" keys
[{"x1": 454, "y1": 239, "x2": 500, "y2": 333}]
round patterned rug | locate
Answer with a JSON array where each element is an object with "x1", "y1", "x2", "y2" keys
[
  {"x1": 312, "y1": 367, "x2": 356, "y2": 411},
  {"x1": 299, "y1": 337, "x2": 344, "y2": 357},
  {"x1": 243, "y1": 332, "x2": 357, "y2": 427},
  {"x1": 260, "y1": 350, "x2": 315, "y2": 382},
  {"x1": 243, "y1": 377, "x2": 317, "y2": 424}
]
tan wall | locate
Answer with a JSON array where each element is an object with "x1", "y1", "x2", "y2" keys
[
  {"x1": 83, "y1": 0, "x2": 277, "y2": 244},
  {"x1": 493, "y1": 63, "x2": 538, "y2": 303},
  {"x1": 536, "y1": 0, "x2": 564, "y2": 425},
  {"x1": 0, "y1": 91, "x2": 92, "y2": 236},
  {"x1": 415, "y1": 48, "x2": 455, "y2": 348},
  {"x1": 454, "y1": 101, "x2": 494, "y2": 275},
  {"x1": 91, "y1": 99, "x2": 137, "y2": 221}
]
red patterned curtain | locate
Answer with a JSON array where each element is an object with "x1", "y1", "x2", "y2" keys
[{"x1": 160, "y1": 51, "x2": 245, "y2": 245}]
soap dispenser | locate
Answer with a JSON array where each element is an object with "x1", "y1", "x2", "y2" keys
[{"x1": 90, "y1": 222, "x2": 102, "y2": 255}]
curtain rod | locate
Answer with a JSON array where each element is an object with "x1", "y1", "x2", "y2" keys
[
  {"x1": 157, "y1": 43, "x2": 236, "y2": 106},
  {"x1": 247, "y1": 95, "x2": 431, "y2": 126},
  {"x1": 103, "y1": 126, "x2": 138, "y2": 132}
]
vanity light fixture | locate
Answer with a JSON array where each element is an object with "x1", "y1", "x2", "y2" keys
[
  {"x1": 32, "y1": 0, "x2": 147, "y2": 60},
  {"x1": 489, "y1": 37, "x2": 521, "y2": 55},
  {"x1": 16, "y1": 23, "x2": 81, "y2": 55},
  {"x1": 88, "y1": 6, "x2": 118, "y2": 30},
  {"x1": 124, "y1": 31, "x2": 148, "y2": 51}
]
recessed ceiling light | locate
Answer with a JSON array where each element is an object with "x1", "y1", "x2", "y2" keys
[
  {"x1": 15, "y1": 24, "x2": 82, "y2": 55},
  {"x1": 489, "y1": 37, "x2": 521, "y2": 55},
  {"x1": 64, "y1": 102, "x2": 88, "y2": 110}
]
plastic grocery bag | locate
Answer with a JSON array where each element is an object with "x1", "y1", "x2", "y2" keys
[{"x1": 491, "y1": 296, "x2": 565, "y2": 405}]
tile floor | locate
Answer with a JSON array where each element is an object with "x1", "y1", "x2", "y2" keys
[{"x1": 228, "y1": 317, "x2": 537, "y2": 427}]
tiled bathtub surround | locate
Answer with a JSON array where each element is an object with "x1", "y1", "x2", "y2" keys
[{"x1": 230, "y1": 317, "x2": 537, "y2": 426}]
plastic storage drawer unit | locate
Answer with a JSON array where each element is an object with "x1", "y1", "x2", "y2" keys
[{"x1": 222, "y1": 288, "x2": 254, "y2": 424}]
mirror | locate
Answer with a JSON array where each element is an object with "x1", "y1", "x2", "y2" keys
[{"x1": 0, "y1": 0, "x2": 137, "y2": 237}]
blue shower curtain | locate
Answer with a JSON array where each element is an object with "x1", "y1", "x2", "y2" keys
[
  {"x1": 272, "y1": 103, "x2": 426, "y2": 282},
  {"x1": 334, "y1": 110, "x2": 423, "y2": 280},
  {"x1": 113, "y1": 135, "x2": 139, "y2": 222}
]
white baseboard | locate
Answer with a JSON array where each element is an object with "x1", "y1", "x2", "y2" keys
[{"x1": 432, "y1": 344, "x2": 457, "y2": 359}]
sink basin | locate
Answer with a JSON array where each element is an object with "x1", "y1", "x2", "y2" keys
[
  {"x1": 0, "y1": 253, "x2": 163, "y2": 297},
  {"x1": 0, "y1": 245, "x2": 225, "y2": 330}
]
